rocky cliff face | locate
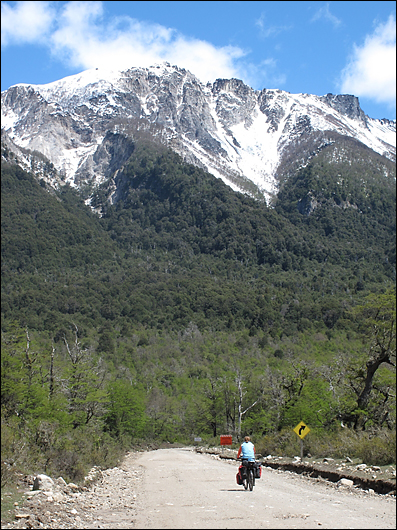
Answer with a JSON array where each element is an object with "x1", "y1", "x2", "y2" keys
[{"x1": 1, "y1": 62, "x2": 395, "y2": 204}]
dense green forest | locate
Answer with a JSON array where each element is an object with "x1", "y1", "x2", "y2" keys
[{"x1": 1, "y1": 137, "x2": 396, "y2": 486}]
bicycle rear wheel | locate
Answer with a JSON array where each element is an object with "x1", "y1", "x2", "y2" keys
[
  {"x1": 248, "y1": 469, "x2": 254, "y2": 491},
  {"x1": 243, "y1": 474, "x2": 248, "y2": 490}
]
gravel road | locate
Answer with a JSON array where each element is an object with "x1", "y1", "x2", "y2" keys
[
  {"x1": 131, "y1": 447, "x2": 395, "y2": 529},
  {"x1": 3, "y1": 447, "x2": 396, "y2": 529}
]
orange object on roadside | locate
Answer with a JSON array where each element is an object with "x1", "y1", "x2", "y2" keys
[{"x1": 220, "y1": 435, "x2": 232, "y2": 445}]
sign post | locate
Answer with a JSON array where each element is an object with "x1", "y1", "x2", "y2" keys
[
  {"x1": 293, "y1": 421, "x2": 310, "y2": 460},
  {"x1": 220, "y1": 435, "x2": 232, "y2": 453}
]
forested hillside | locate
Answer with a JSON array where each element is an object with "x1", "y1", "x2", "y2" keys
[{"x1": 1, "y1": 137, "x2": 395, "y2": 487}]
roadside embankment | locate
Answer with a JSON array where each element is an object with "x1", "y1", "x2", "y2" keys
[{"x1": 195, "y1": 446, "x2": 396, "y2": 496}]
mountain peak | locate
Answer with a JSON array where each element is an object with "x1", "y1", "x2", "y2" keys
[
  {"x1": 321, "y1": 93, "x2": 367, "y2": 123},
  {"x1": 1, "y1": 63, "x2": 395, "y2": 203}
]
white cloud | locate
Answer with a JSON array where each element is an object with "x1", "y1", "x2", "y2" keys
[
  {"x1": 1, "y1": 0, "x2": 283, "y2": 90},
  {"x1": 48, "y1": 1, "x2": 247, "y2": 84},
  {"x1": 255, "y1": 12, "x2": 292, "y2": 39},
  {"x1": 1, "y1": 0, "x2": 55, "y2": 46},
  {"x1": 240, "y1": 58, "x2": 287, "y2": 89},
  {"x1": 56, "y1": 1, "x2": 251, "y2": 87},
  {"x1": 339, "y1": 14, "x2": 396, "y2": 108},
  {"x1": 311, "y1": 3, "x2": 341, "y2": 28}
]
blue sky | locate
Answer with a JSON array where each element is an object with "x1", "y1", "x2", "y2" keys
[{"x1": 1, "y1": 1, "x2": 396, "y2": 120}]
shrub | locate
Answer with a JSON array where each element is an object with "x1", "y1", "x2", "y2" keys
[
  {"x1": 1, "y1": 417, "x2": 32, "y2": 487},
  {"x1": 255, "y1": 428, "x2": 299, "y2": 457},
  {"x1": 256, "y1": 427, "x2": 396, "y2": 464},
  {"x1": 356, "y1": 431, "x2": 396, "y2": 466}
]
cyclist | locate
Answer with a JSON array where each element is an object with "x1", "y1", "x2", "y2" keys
[
  {"x1": 236, "y1": 435, "x2": 257, "y2": 488},
  {"x1": 237, "y1": 435, "x2": 255, "y2": 461}
]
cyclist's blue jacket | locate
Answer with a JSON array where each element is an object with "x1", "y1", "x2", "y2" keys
[{"x1": 238, "y1": 441, "x2": 255, "y2": 461}]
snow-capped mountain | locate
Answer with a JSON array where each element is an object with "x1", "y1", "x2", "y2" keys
[{"x1": 1, "y1": 62, "x2": 395, "y2": 203}]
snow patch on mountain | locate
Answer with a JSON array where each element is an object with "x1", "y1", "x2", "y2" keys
[
  {"x1": 1, "y1": 63, "x2": 395, "y2": 202},
  {"x1": 21, "y1": 68, "x2": 122, "y2": 109}
]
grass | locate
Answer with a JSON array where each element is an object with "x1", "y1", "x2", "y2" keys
[{"x1": 1, "y1": 481, "x2": 28, "y2": 525}]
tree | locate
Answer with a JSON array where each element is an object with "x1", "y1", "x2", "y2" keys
[
  {"x1": 1, "y1": 325, "x2": 28, "y2": 419},
  {"x1": 343, "y1": 288, "x2": 396, "y2": 430},
  {"x1": 63, "y1": 324, "x2": 108, "y2": 428},
  {"x1": 235, "y1": 370, "x2": 263, "y2": 439},
  {"x1": 103, "y1": 380, "x2": 147, "y2": 439},
  {"x1": 201, "y1": 375, "x2": 223, "y2": 437}
]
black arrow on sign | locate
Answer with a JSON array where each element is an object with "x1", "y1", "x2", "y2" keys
[{"x1": 299, "y1": 425, "x2": 306, "y2": 435}]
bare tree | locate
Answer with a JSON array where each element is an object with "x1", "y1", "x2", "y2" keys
[
  {"x1": 235, "y1": 370, "x2": 262, "y2": 439},
  {"x1": 63, "y1": 323, "x2": 108, "y2": 428}
]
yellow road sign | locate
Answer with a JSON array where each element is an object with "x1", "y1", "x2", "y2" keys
[{"x1": 293, "y1": 421, "x2": 310, "y2": 439}]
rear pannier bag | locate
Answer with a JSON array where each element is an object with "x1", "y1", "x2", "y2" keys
[
  {"x1": 254, "y1": 462, "x2": 262, "y2": 479},
  {"x1": 236, "y1": 471, "x2": 243, "y2": 485}
]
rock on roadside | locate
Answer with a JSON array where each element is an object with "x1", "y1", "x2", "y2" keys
[{"x1": 2, "y1": 452, "x2": 144, "y2": 529}]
